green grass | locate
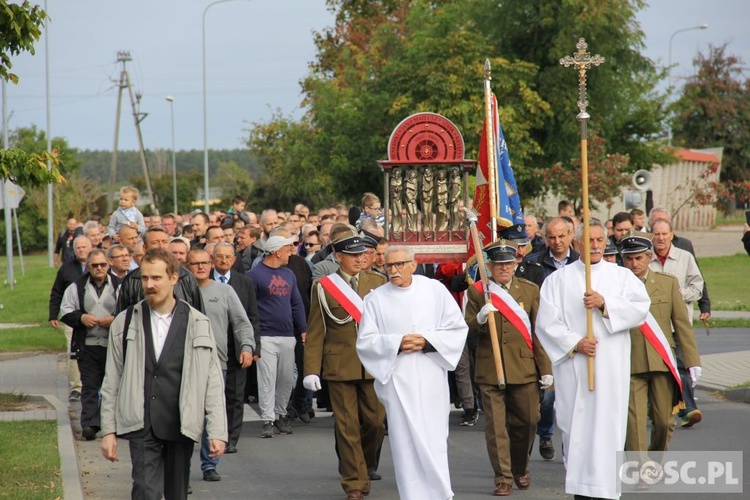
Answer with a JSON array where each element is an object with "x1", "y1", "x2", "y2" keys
[
  {"x1": 726, "y1": 381, "x2": 750, "y2": 390},
  {"x1": 0, "y1": 255, "x2": 67, "y2": 353},
  {"x1": 0, "y1": 419, "x2": 62, "y2": 499},
  {"x1": 697, "y1": 254, "x2": 750, "y2": 312}
]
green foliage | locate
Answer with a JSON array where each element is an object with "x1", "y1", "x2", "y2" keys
[
  {"x1": 247, "y1": 0, "x2": 672, "y2": 205},
  {"x1": 672, "y1": 43, "x2": 750, "y2": 183},
  {"x1": 544, "y1": 131, "x2": 630, "y2": 211},
  {"x1": 0, "y1": 420, "x2": 62, "y2": 499},
  {"x1": 0, "y1": 0, "x2": 47, "y2": 84}
]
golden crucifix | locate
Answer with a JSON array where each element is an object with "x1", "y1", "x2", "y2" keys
[{"x1": 560, "y1": 38, "x2": 605, "y2": 391}]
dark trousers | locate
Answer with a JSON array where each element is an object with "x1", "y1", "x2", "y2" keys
[
  {"x1": 225, "y1": 362, "x2": 247, "y2": 447},
  {"x1": 479, "y1": 382, "x2": 539, "y2": 485},
  {"x1": 244, "y1": 363, "x2": 258, "y2": 402},
  {"x1": 77, "y1": 345, "x2": 107, "y2": 430},
  {"x1": 128, "y1": 428, "x2": 194, "y2": 500},
  {"x1": 675, "y1": 342, "x2": 697, "y2": 415},
  {"x1": 536, "y1": 389, "x2": 555, "y2": 440},
  {"x1": 289, "y1": 338, "x2": 308, "y2": 411},
  {"x1": 328, "y1": 380, "x2": 385, "y2": 493}
]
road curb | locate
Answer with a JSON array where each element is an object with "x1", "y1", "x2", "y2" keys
[{"x1": 36, "y1": 393, "x2": 85, "y2": 500}]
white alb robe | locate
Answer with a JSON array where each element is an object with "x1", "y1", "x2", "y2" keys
[
  {"x1": 536, "y1": 260, "x2": 649, "y2": 499},
  {"x1": 356, "y1": 275, "x2": 467, "y2": 500}
]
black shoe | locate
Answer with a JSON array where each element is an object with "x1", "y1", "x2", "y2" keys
[
  {"x1": 369, "y1": 470, "x2": 382, "y2": 481},
  {"x1": 187, "y1": 484, "x2": 192, "y2": 495},
  {"x1": 245, "y1": 395, "x2": 257, "y2": 404},
  {"x1": 69, "y1": 390, "x2": 81, "y2": 401},
  {"x1": 81, "y1": 426, "x2": 97, "y2": 441},
  {"x1": 274, "y1": 416, "x2": 293, "y2": 434},
  {"x1": 539, "y1": 439, "x2": 555, "y2": 460},
  {"x1": 460, "y1": 409, "x2": 479, "y2": 426},
  {"x1": 225, "y1": 444, "x2": 237, "y2": 454},
  {"x1": 292, "y1": 405, "x2": 311, "y2": 424},
  {"x1": 261, "y1": 421, "x2": 274, "y2": 438},
  {"x1": 202, "y1": 469, "x2": 221, "y2": 482}
]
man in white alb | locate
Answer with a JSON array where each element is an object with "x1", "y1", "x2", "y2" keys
[
  {"x1": 536, "y1": 220, "x2": 650, "y2": 500},
  {"x1": 356, "y1": 246, "x2": 467, "y2": 500}
]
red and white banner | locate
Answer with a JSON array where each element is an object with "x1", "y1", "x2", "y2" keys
[
  {"x1": 472, "y1": 281, "x2": 533, "y2": 352},
  {"x1": 318, "y1": 273, "x2": 364, "y2": 324},
  {"x1": 638, "y1": 312, "x2": 683, "y2": 392}
]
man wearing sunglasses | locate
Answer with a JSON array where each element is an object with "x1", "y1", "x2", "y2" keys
[
  {"x1": 60, "y1": 249, "x2": 120, "y2": 441},
  {"x1": 357, "y1": 246, "x2": 468, "y2": 500}
]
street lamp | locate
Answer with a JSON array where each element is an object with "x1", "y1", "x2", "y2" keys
[
  {"x1": 203, "y1": 0, "x2": 251, "y2": 213},
  {"x1": 667, "y1": 23, "x2": 708, "y2": 145},
  {"x1": 165, "y1": 96, "x2": 177, "y2": 214}
]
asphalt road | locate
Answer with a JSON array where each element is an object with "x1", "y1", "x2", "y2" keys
[{"x1": 75, "y1": 365, "x2": 750, "y2": 499}]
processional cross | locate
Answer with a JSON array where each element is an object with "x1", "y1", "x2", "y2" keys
[{"x1": 559, "y1": 38, "x2": 604, "y2": 391}]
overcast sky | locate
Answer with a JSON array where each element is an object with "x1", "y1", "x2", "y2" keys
[{"x1": 3, "y1": 0, "x2": 748, "y2": 152}]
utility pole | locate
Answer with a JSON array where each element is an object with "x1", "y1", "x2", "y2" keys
[{"x1": 107, "y1": 51, "x2": 158, "y2": 215}]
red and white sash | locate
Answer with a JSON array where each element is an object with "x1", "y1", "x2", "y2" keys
[
  {"x1": 472, "y1": 281, "x2": 533, "y2": 352},
  {"x1": 318, "y1": 273, "x2": 364, "y2": 324},
  {"x1": 638, "y1": 312, "x2": 683, "y2": 392}
]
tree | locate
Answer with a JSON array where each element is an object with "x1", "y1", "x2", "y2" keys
[
  {"x1": 1, "y1": 2, "x2": 65, "y2": 199},
  {"x1": 672, "y1": 43, "x2": 750, "y2": 184},
  {"x1": 545, "y1": 130, "x2": 631, "y2": 213},
  {"x1": 0, "y1": 0, "x2": 46, "y2": 83},
  {"x1": 246, "y1": 0, "x2": 673, "y2": 206},
  {"x1": 248, "y1": 0, "x2": 549, "y2": 205}
]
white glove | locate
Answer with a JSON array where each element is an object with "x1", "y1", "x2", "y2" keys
[
  {"x1": 303, "y1": 374, "x2": 322, "y2": 392},
  {"x1": 539, "y1": 375, "x2": 553, "y2": 390},
  {"x1": 689, "y1": 366, "x2": 702, "y2": 388},
  {"x1": 477, "y1": 303, "x2": 499, "y2": 325}
]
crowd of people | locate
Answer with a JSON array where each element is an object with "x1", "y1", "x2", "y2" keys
[{"x1": 48, "y1": 185, "x2": 730, "y2": 500}]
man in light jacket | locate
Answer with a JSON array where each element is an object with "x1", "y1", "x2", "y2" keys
[{"x1": 100, "y1": 249, "x2": 227, "y2": 500}]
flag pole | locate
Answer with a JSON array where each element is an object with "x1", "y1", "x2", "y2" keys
[
  {"x1": 560, "y1": 38, "x2": 605, "y2": 391},
  {"x1": 466, "y1": 208, "x2": 505, "y2": 387},
  {"x1": 483, "y1": 59, "x2": 499, "y2": 242}
]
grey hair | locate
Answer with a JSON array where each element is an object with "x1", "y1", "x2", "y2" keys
[
  {"x1": 73, "y1": 235, "x2": 93, "y2": 247},
  {"x1": 574, "y1": 219, "x2": 608, "y2": 243},
  {"x1": 82, "y1": 220, "x2": 99, "y2": 234},
  {"x1": 384, "y1": 245, "x2": 415, "y2": 261},
  {"x1": 106, "y1": 244, "x2": 128, "y2": 259},
  {"x1": 648, "y1": 207, "x2": 670, "y2": 224},
  {"x1": 213, "y1": 241, "x2": 234, "y2": 256}
]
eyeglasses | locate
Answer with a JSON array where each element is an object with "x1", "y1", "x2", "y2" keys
[
  {"x1": 111, "y1": 254, "x2": 130, "y2": 259},
  {"x1": 187, "y1": 261, "x2": 211, "y2": 267},
  {"x1": 304, "y1": 242, "x2": 319, "y2": 247},
  {"x1": 89, "y1": 263, "x2": 108, "y2": 269},
  {"x1": 384, "y1": 260, "x2": 412, "y2": 270}
]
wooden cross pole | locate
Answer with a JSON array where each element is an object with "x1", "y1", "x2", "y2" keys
[{"x1": 559, "y1": 38, "x2": 605, "y2": 391}]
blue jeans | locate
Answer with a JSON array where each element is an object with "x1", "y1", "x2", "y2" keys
[
  {"x1": 201, "y1": 370, "x2": 227, "y2": 472},
  {"x1": 674, "y1": 343, "x2": 697, "y2": 416},
  {"x1": 536, "y1": 389, "x2": 555, "y2": 440}
]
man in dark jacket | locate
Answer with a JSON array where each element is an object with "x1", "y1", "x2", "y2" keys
[
  {"x1": 49, "y1": 235, "x2": 92, "y2": 401},
  {"x1": 116, "y1": 227, "x2": 204, "y2": 314},
  {"x1": 516, "y1": 217, "x2": 579, "y2": 288},
  {"x1": 60, "y1": 249, "x2": 120, "y2": 440},
  {"x1": 210, "y1": 242, "x2": 261, "y2": 453}
]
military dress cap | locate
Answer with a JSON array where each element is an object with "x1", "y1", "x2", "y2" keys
[
  {"x1": 360, "y1": 230, "x2": 379, "y2": 249},
  {"x1": 618, "y1": 231, "x2": 653, "y2": 255},
  {"x1": 332, "y1": 229, "x2": 367, "y2": 254},
  {"x1": 603, "y1": 240, "x2": 618, "y2": 256},
  {"x1": 499, "y1": 224, "x2": 530, "y2": 245},
  {"x1": 484, "y1": 239, "x2": 518, "y2": 264}
]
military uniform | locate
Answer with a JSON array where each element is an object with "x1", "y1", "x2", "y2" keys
[
  {"x1": 305, "y1": 268, "x2": 386, "y2": 495},
  {"x1": 465, "y1": 248, "x2": 552, "y2": 493},
  {"x1": 626, "y1": 270, "x2": 700, "y2": 451}
]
